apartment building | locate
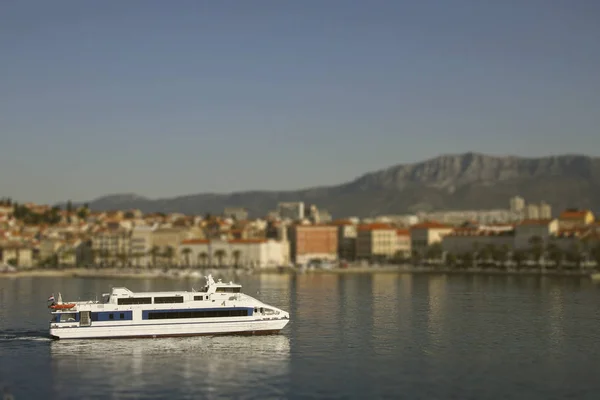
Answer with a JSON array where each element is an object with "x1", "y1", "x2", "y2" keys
[
  {"x1": 509, "y1": 196, "x2": 525, "y2": 214},
  {"x1": 332, "y1": 220, "x2": 357, "y2": 261},
  {"x1": 396, "y1": 229, "x2": 411, "y2": 258},
  {"x1": 288, "y1": 224, "x2": 338, "y2": 265},
  {"x1": 91, "y1": 229, "x2": 131, "y2": 266},
  {"x1": 442, "y1": 227, "x2": 515, "y2": 254},
  {"x1": 558, "y1": 209, "x2": 595, "y2": 229},
  {"x1": 539, "y1": 202, "x2": 552, "y2": 219},
  {"x1": 278, "y1": 202, "x2": 305, "y2": 221},
  {"x1": 130, "y1": 225, "x2": 154, "y2": 267},
  {"x1": 0, "y1": 243, "x2": 33, "y2": 267},
  {"x1": 178, "y1": 238, "x2": 288, "y2": 268},
  {"x1": 223, "y1": 207, "x2": 249, "y2": 221},
  {"x1": 514, "y1": 219, "x2": 559, "y2": 249},
  {"x1": 410, "y1": 222, "x2": 453, "y2": 255},
  {"x1": 356, "y1": 223, "x2": 397, "y2": 261}
]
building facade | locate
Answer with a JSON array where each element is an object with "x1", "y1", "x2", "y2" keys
[
  {"x1": 278, "y1": 202, "x2": 305, "y2": 221},
  {"x1": 558, "y1": 209, "x2": 595, "y2": 229},
  {"x1": 514, "y1": 219, "x2": 559, "y2": 249},
  {"x1": 288, "y1": 225, "x2": 338, "y2": 265},
  {"x1": 178, "y1": 239, "x2": 288, "y2": 268},
  {"x1": 356, "y1": 223, "x2": 398, "y2": 261},
  {"x1": 410, "y1": 222, "x2": 453, "y2": 255},
  {"x1": 223, "y1": 207, "x2": 249, "y2": 221}
]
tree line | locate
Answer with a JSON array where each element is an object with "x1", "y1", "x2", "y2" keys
[
  {"x1": 10, "y1": 201, "x2": 90, "y2": 225},
  {"x1": 411, "y1": 236, "x2": 600, "y2": 270}
]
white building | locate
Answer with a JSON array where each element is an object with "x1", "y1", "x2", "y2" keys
[
  {"x1": 178, "y1": 239, "x2": 289, "y2": 269},
  {"x1": 525, "y1": 204, "x2": 540, "y2": 220},
  {"x1": 514, "y1": 219, "x2": 559, "y2": 249},
  {"x1": 277, "y1": 202, "x2": 305, "y2": 221},
  {"x1": 509, "y1": 196, "x2": 525, "y2": 214},
  {"x1": 410, "y1": 222, "x2": 454, "y2": 255},
  {"x1": 539, "y1": 202, "x2": 552, "y2": 219},
  {"x1": 130, "y1": 225, "x2": 155, "y2": 267},
  {"x1": 442, "y1": 228, "x2": 515, "y2": 254}
]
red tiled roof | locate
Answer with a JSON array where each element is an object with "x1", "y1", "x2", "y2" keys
[
  {"x1": 331, "y1": 219, "x2": 353, "y2": 226},
  {"x1": 396, "y1": 229, "x2": 410, "y2": 236},
  {"x1": 229, "y1": 239, "x2": 267, "y2": 244},
  {"x1": 559, "y1": 210, "x2": 593, "y2": 220},
  {"x1": 181, "y1": 239, "x2": 209, "y2": 245},
  {"x1": 357, "y1": 223, "x2": 394, "y2": 231},
  {"x1": 448, "y1": 230, "x2": 514, "y2": 237},
  {"x1": 295, "y1": 224, "x2": 336, "y2": 230},
  {"x1": 519, "y1": 219, "x2": 554, "y2": 226},
  {"x1": 411, "y1": 221, "x2": 452, "y2": 230}
]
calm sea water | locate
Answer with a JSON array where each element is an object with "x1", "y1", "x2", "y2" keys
[{"x1": 1, "y1": 273, "x2": 600, "y2": 399}]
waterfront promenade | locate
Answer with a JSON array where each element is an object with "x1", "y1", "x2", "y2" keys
[{"x1": 0, "y1": 264, "x2": 596, "y2": 279}]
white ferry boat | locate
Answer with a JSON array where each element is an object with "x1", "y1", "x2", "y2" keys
[{"x1": 48, "y1": 275, "x2": 290, "y2": 340}]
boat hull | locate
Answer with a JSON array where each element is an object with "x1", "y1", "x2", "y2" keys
[{"x1": 50, "y1": 318, "x2": 289, "y2": 340}]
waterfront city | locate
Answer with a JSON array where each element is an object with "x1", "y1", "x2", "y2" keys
[{"x1": 0, "y1": 196, "x2": 599, "y2": 275}]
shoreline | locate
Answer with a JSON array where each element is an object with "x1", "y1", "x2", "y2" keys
[{"x1": 0, "y1": 266, "x2": 597, "y2": 279}]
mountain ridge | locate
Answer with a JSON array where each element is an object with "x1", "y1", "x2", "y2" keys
[{"x1": 70, "y1": 153, "x2": 600, "y2": 218}]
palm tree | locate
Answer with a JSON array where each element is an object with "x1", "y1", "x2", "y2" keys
[
  {"x1": 464, "y1": 252, "x2": 476, "y2": 268},
  {"x1": 163, "y1": 246, "x2": 175, "y2": 267},
  {"x1": 425, "y1": 243, "x2": 443, "y2": 263},
  {"x1": 512, "y1": 250, "x2": 526, "y2": 270},
  {"x1": 411, "y1": 249, "x2": 422, "y2": 266},
  {"x1": 99, "y1": 249, "x2": 110, "y2": 268},
  {"x1": 214, "y1": 249, "x2": 226, "y2": 267},
  {"x1": 546, "y1": 243, "x2": 563, "y2": 270},
  {"x1": 480, "y1": 244, "x2": 496, "y2": 268},
  {"x1": 591, "y1": 243, "x2": 600, "y2": 271},
  {"x1": 446, "y1": 253, "x2": 458, "y2": 268},
  {"x1": 232, "y1": 250, "x2": 242, "y2": 269},
  {"x1": 61, "y1": 248, "x2": 77, "y2": 268},
  {"x1": 116, "y1": 252, "x2": 128, "y2": 268},
  {"x1": 198, "y1": 252, "x2": 208, "y2": 268},
  {"x1": 494, "y1": 244, "x2": 510, "y2": 269},
  {"x1": 566, "y1": 242, "x2": 583, "y2": 270},
  {"x1": 131, "y1": 252, "x2": 143, "y2": 268},
  {"x1": 181, "y1": 247, "x2": 192, "y2": 268},
  {"x1": 528, "y1": 236, "x2": 544, "y2": 265},
  {"x1": 149, "y1": 246, "x2": 160, "y2": 268}
]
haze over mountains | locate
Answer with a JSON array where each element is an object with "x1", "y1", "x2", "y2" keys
[{"x1": 78, "y1": 153, "x2": 600, "y2": 218}]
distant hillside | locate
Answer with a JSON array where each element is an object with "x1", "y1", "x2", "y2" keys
[{"x1": 75, "y1": 153, "x2": 600, "y2": 218}]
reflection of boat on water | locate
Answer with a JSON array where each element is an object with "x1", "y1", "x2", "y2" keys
[
  {"x1": 50, "y1": 335, "x2": 291, "y2": 398},
  {"x1": 48, "y1": 274, "x2": 290, "y2": 339},
  {"x1": 50, "y1": 334, "x2": 291, "y2": 359}
]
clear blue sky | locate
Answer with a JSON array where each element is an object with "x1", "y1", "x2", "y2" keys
[{"x1": 1, "y1": 0, "x2": 599, "y2": 204}]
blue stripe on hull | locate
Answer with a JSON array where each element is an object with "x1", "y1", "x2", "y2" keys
[
  {"x1": 50, "y1": 330, "x2": 282, "y2": 340},
  {"x1": 60, "y1": 318, "x2": 286, "y2": 329}
]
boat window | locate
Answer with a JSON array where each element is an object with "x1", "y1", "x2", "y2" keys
[
  {"x1": 194, "y1": 295, "x2": 204, "y2": 301},
  {"x1": 109, "y1": 314, "x2": 114, "y2": 320},
  {"x1": 154, "y1": 296, "x2": 184, "y2": 304},
  {"x1": 215, "y1": 287, "x2": 241, "y2": 293},
  {"x1": 59, "y1": 313, "x2": 77, "y2": 323},
  {"x1": 145, "y1": 309, "x2": 249, "y2": 320},
  {"x1": 120, "y1": 313, "x2": 125, "y2": 319},
  {"x1": 118, "y1": 297, "x2": 152, "y2": 305}
]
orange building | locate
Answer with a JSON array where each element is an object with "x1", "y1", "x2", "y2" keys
[
  {"x1": 558, "y1": 209, "x2": 595, "y2": 229},
  {"x1": 288, "y1": 224, "x2": 338, "y2": 265}
]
